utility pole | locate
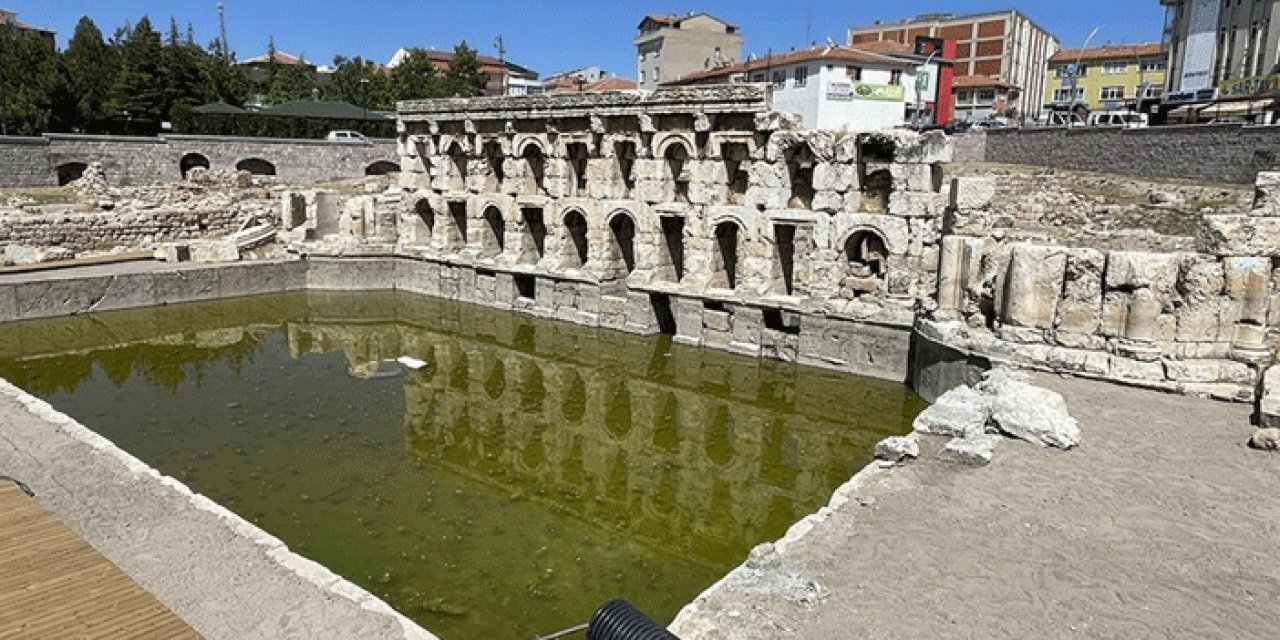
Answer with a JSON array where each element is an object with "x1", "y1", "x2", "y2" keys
[
  {"x1": 494, "y1": 35, "x2": 507, "y2": 96},
  {"x1": 218, "y1": 2, "x2": 229, "y2": 63}
]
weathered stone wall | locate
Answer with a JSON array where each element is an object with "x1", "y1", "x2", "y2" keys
[
  {"x1": 0, "y1": 205, "x2": 254, "y2": 254},
  {"x1": 0, "y1": 134, "x2": 400, "y2": 187},
  {"x1": 950, "y1": 133, "x2": 986, "y2": 163},
  {"x1": 981, "y1": 125, "x2": 1280, "y2": 184}
]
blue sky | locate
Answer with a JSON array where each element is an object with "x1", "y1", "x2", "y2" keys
[{"x1": 10, "y1": 1, "x2": 1165, "y2": 77}]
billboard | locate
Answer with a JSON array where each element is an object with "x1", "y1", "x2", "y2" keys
[
  {"x1": 1180, "y1": 0, "x2": 1221, "y2": 92},
  {"x1": 828, "y1": 82, "x2": 906, "y2": 102}
]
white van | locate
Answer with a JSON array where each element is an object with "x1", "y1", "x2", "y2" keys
[
  {"x1": 325, "y1": 130, "x2": 371, "y2": 144},
  {"x1": 1087, "y1": 111, "x2": 1149, "y2": 128},
  {"x1": 1035, "y1": 111, "x2": 1086, "y2": 127}
]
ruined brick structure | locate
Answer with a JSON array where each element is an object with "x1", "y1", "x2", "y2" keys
[{"x1": 290, "y1": 86, "x2": 952, "y2": 381}]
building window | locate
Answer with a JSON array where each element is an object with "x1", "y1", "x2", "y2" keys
[
  {"x1": 977, "y1": 89, "x2": 996, "y2": 102},
  {"x1": 957, "y1": 90, "x2": 972, "y2": 102},
  {"x1": 889, "y1": 69, "x2": 903, "y2": 86},
  {"x1": 752, "y1": 73, "x2": 765, "y2": 82},
  {"x1": 654, "y1": 67, "x2": 661, "y2": 82},
  {"x1": 847, "y1": 65, "x2": 862, "y2": 81},
  {"x1": 794, "y1": 66, "x2": 808, "y2": 87},
  {"x1": 1139, "y1": 59, "x2": 1165, "y2": 72},
  {"x1": 1052, "y1": 88, "x2": 1084, "y2": 102},
  {"x1": 771, "y1": 71, "x2": 785, "y2": 89},
  {"x1": 1102, "y1": 61, "x2": 1128, "y2": 74},
  {"x1": 640, "y1": 70, "x2": 646, "y2": 84},
  {"x1": 1143, "y1": 86, "x2": 1164, "y2": 98},
  {"x1": 1100, "y1": 85, "x2": 1125, "y2": 100}
]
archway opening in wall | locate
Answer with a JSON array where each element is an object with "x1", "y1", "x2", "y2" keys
[
  {"x1": 235, "y1": 158, "x2": 276, "y2": 176},
  {"x1": 785, "y1": 144, "x2": 816, "y2": 210},
  {"x1": 446, "y1": 141, "x2": 468, "y2": 192},
  {"x1": 413, "y1": 198, "x2": 435, "y2": 244},
  {"x1": 721, "y1": 142, "x2": 750, "y2": 204},
  {"x1": 482, "y1": 140, "x2": 505, "y2": 185},
  {"x1": 364, "y1": 160, "x2": 400, "y2": 176},
  {"x1": 566, "y1": 142, "x2": 590, "y2": 196},
  {"x1": 843, "y1": 229, "x2": 888, "y2": 296},
  {"x1": 482, "y1": 206, "x2": 505, "y2": 257},
  {"x1": 607, "y1": 213, "x2": 637, "y2": 276},
  {"x1": 520, "y1": 207, "x2": 547, "y2": 263},
  {"x1": 614, "y1": 140, "x2": 637, "y2": 195},
  {"x1": 660, "y1": 216, "x2": 685, "y2": 282},
  {"x1": 179, "y1": 153, "x2": 210, "y2": 178},
  {"x1": 713, "y1": 221, "x2": 740, "y2": 290},
  {"x1": 858, "y1": 139, "x2": 896, "y2": 213},
  {"x1": 773, "y1": 224, "x2": 797, "y2": 295},
  {"x1": 55, "y1": 162, "x2": 89, "y2": 186},
  {"x1": 521, "y1": 144, "x2": 546, "y2": 194},
  {"x1": 664, "y1": 142, "x2": 691, "y2": 203},
  {"x1": 562, "y1": 210, "x2": 589, "y2": 268},
  {"x1": 447, "y1": 201, "x2": 468, "y2": 248}
]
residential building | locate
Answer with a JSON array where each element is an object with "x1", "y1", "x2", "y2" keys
[
  {"x1": 240, "y1": 51, "x2": 318, "y2": 73},
  {"x1": 544, "y1": 66, "x2": 611, "y2": 92},
  {"x1": 1044, "y1": 43, "x2": 1166, "y2": 114},
  {"x1": 849, "y1": 10, "x2": 1059, "y2": 121},
  {"x1": 387, "y1": 48, "x2": 543, "y2": 96},
  {"x1": 0, "y1": 9, "x2": 54, "y2": 45},
  {"x1": 1160, "y1": 0, "x2": 1280, "y2": 108},
  {"x1": 952, "y1": 76, "x2": 1018, "y2": 121},
  {"x1": 852, "y1": 37, "x2": 957, "y2": 125},
  {"x1": 663, "y1": 45, "x2": 919, "y2": 131},
  {"x1": 635, "y1": 12, "x2": 743, "y2": 90},
  {"x1": 549, "y1": 76, "x2": 638, "y2": 93}
]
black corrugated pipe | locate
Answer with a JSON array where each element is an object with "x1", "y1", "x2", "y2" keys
[{"x1": 586, "y1": 599, "x2": 679, "y2": 640}]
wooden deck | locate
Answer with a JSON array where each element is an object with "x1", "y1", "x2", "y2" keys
[{"x1": 0, "y1": 483, "x2": 201, "y2": 639}]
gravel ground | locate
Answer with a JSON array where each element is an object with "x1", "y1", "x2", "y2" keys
[{"x1": 673, "y1": 373, "x2": 1280, "y2": 639}]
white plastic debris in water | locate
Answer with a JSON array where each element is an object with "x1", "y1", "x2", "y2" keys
[{"x1": 397, "y1": 356, "x2": 428, "y2": 370}]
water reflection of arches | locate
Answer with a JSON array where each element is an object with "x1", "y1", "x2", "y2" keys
[
  {"x1": 484, "y1": 357, "x2": 506, "y2": 400},
  {"x1": 704, "y1": 404, "x2": 735, "y2": 467},
  {"x1": 652, "y1": 391, "x2": 680, "y2": 453},
  {"x1": 519, "y1": 361, "x2": 545, "y2": 412},
  {"x1": 604, "y1": 382, "x2": 633, "y2": 440},
  {"x1": 560, "y1": 370, "x2": 587, "y2": 423}
]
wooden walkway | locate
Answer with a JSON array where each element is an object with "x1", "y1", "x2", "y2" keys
[{"x1": 0, "y1": 483, "x2": 201, "y2": 639}]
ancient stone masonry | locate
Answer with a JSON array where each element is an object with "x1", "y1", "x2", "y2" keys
[
  {"x1": 922, "y1": 171, "x2": 1280, "y2": 401},
  {"x1": 292, "y1": 86, "x2": 953, "y2": 382}
]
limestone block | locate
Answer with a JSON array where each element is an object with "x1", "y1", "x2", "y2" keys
[
  {"x1": 749, "y1": 161, "x2": 788, "y2": 189},
  {"x1": 875, "y1": 436, "x2": 919, "y2": 462},
  {"x1": 890, "y1": 164, "x2": 937, "y2": 193},
  {"x1": 813, "y1": 163, "x2": 855, "y2": 192},
  {"x1": 1105, "y1": 251, "x2": 1181, "y2": 295},
  {"x1": 1223, "y1": 256, "x2": 1271, "y2": 323},
  {"x1": 892, "y1": 130, "x2": 952, "y2": 164},
  {"x1": 941, "y1": 435, "x2": 997, "y2": 465},
  {"x1": 1175, "y1": 298, "x2": 1235, "y2": 343},
  {"x1": 978, "y1": 369, "x2": 1081, "y2": 449},
  {"x1": 633, "y1": 179, "x2": 668, "y2": 204},
  {"x1": 631, "y1": 159, "x2": 664, "y2": 182},
  {"x1": 912, "y1": 385, "x2": 990, "y2": 438},
  {"x1": 887, "y1": 191, "x2": 944, "y2": 218},
  {"x1": 1251, "y1": 171, "x2": 1280, "y2": 216},
  {"x1": 949, "y1": 176, "x2": 996, "y2": 212},
  {"x1": 688, "y1": 181, "x2": 727, "y2": 206},
  {"x1": 1258, "y1": 366, "x2": 1280, "y2": 428},
  {"x1": 1197, "y1": 214, "x2": 1280, "y2": 256},
  {"x1": 1109, "y1": 354, "x2": 1165, "y2": 381},
  {"x1": 1055, "y1": 249, "x2": 1105, "y2": 335},
  {"x1": 1001, "y1": 244, "x2": 1067, "y2": 330},
  {"x1": 812, "y1": 191, "x2": 844, "y2": 214},
  {"x1": 1178, "y1": 256, "x2": 1226, "y2": 303},
  {"x1": 937, "y1": 236, "x2": 984, "y2": 311},
  {"x1": 746, "y1": 186, "x2": 789, "y2": 210}
]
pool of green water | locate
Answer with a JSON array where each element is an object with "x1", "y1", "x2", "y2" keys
[{"x1": 0, "y1": 291, "x2": 924, "y2": 639}]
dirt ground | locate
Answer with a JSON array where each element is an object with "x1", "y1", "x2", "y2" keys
[{"x1": 673, "y1": 373, "x2": 1280, "y2": 639}]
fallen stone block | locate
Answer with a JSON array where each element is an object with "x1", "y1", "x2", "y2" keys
[
  {"x1": 1249, "y1": 428, "x2": 1280, "y2": 451},
  {"x1": 941, "y1": 434, "x2": 998, "y2": 466},
  {"x1": 912, "y1": 385, "x2": 991, "y2": 438},
  {"x1": 978, "y1": 368, "x2": 1081, "y2": 449},
  {"x1": 1257, "y1": 366, "x2": 1280, "y2": 429},
  {"x1": 874, "y1": 436, "x2": 920, "y2": 462}
]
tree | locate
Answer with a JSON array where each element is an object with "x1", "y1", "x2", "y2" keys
[
  {"x1": 160, "y1": 17, "x2": 206, "y2": 118},
  {"x1": 62, "y1": 17, "x2": 118, "y2": 127},
  {"x1": 443, "y1": 42, "x2": 487, "y2": 97},
  {"x1": 327, "y1": 55, "x2": 391, "y2": 109},
  {"x1": 107, "y1": 16, "x2": 166, "y2": 122},
  {"x1": 0, "y1": 24, "x2": 74, "y2": 134},
  {"x1": 199, "y1": 37, "x2": 250, "y2": 106},
  {"x1": 267, "y1": 62, "x2": 317, "y2": 105},
  {"x1": 390, "y1": 49, "x2": 442, "y2": 102}
]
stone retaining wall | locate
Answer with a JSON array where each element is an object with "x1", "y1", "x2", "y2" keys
[
  {"x1": 0, "y1": 134, "x2": 400, "y2": 187},
  {"x1": 980, "y1": 125, "x2": 1280, "y2": 184}
]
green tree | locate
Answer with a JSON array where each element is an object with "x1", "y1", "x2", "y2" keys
[
  {"x1": 160, "y1": 17, "x2": 206, "y2": 118},
  {"x1": 0, "y1": 24, "x2": 74, "y2": 134},
  {"x1": 443, "y1": 42, "x2": 488, "y2": 97},
  {"x1": 327, "y1": 55, "x2": 391, "y2": 109},
  {"x1": 390, "y1": 49, "x2": 442, "y2": 102},
  {"x1": 107, "y1": 16, "x2": 166, "y2": 122},
  {"x1": 199, "y1": 37, "x2": 250, "y2": 106},
  {"x1": 62, "y1": 17, "x2": 118, "y2": 127},
  {"x1": 267, "y1": 62, "x2": 317, "y2": 105}
]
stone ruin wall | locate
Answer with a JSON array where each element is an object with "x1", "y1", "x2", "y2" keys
[
  {"x1": 289, "y1": 86, "x2": 953, "y2": 382},
  {"x1": 924, "y1": 173, "x2": 1280, "y2": 400}
]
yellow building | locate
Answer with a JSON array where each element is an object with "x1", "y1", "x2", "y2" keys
[{"x1": 1043, "y1": 43, "x2": 1166, "y2": 114}]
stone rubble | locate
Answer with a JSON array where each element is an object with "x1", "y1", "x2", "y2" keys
[
  {"x1": 1248, "y1": 428, "x2": 1280, "y2": 451},
  {"x1": 941, "y1": 434, "x2": 1000, "y2": 466},
  {"x1": 874, "y1": 436, "x2": 920, "y2": 462}
]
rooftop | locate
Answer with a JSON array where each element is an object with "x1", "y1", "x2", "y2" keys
[
  {"x1": 662, "y1": 45, "x2": 912, "y2": 86},
  {"x1": 952, "y1": 75, "x2": 1019, "y2": 90},
  {"x1": 638, "y1": 12, "x2": 738, "y2": 31},
  {"x1": 1050, "y1": 42, "x2": 1164, "y2": 64},
  {"x1": 0, "y1": 8, "x2": 54, "y2": 35},
  {"x1": 240, "y1": 51, "x2": 311, "y2": 67}
]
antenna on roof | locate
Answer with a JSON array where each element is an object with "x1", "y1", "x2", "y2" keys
[{"x1": 217, "y1": 2, "x2": 229, "y2": 62}]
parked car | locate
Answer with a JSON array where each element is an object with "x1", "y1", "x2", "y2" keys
[
  {"x1": 1087, "y1": 111, "x2": 1149, "y2": 128},
  {"x1": 326, "y1": 130, "x2": 370, "y2": 144},
  {"x1": 1033, "y1": 111, "x2": 1087, "y2": 128}
]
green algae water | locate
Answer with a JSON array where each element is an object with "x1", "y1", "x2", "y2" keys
[{"x1": 0, "y1": 291, "x2": 924, "y2": 639}]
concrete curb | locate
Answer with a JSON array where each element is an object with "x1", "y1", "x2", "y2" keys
[{"x1": 0, "y1": 377, "x2": 438, "y2": 640}]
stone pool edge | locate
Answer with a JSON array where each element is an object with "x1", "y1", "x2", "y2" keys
[{"x1": 0, "y1": 377, "x2": 439, "y2": 640}]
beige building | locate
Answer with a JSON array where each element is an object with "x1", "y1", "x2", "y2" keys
[
  {"x1": 1161, "y1": 0, "x2": 1280, "y2": 104},
  {"x1": 849, "y1": 10, "x2": 1059, "y2": 121},
  {"x1": 635, "y1": 12, "x2": 743, "y2": 90}
]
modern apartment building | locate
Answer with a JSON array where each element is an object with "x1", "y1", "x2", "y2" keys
[
  {"x1": 635, "y1": 12, "x2": 743, "y2": 90},
  {"x1": 849, "y1": 10, "x2": 1059, "y2": 121},
  {"x1": 387, "y1": 48, "x2": 542, "y2": 96},
  {"x1": 1044, "y1": 43, "x2": 1167, "y2": 113},
  {"x1": 1160, "y1": 0, "x2": 1280, "y2": 105}
]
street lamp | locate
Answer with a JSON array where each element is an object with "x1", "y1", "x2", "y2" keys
[
  {"x1": 1067, "y1": 26, "x2": 1102, "y2": 128},
  {"x1": 359, "y1": 77, "x2": 371, "y2": 133}
]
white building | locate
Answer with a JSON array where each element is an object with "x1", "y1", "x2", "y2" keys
[{"x1": 665, "y1": 45, "x2": 919, "y2": 131}]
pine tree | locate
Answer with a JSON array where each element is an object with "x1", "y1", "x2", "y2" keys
[
  {"x1": 160, "y1": 16, "x2": 206, "y2": 117},
  {"x1": 62, "y1": 16, "x2": 118, "y2": 127},
  {"x1": 444, "y1": 42, "x2": 488, "y2": 97},
  {"x1": 200, "y1": 37, "x2": 250, "y2": 106},
  {"x1": 107, "y1": 16, "x2": 166, "y2": 122},
  {"x1": 390, "y1": 49, "x2": 442, "y2": 102},
  {"x1": 328, "y1": 56, "x2": 391, "y2": 109},
  {"x1": 0, "y1": 23, "x2": 74, "y2": 134},
  {"x1": 267, "y1": 63, "x2": 316, "y2": 105}
]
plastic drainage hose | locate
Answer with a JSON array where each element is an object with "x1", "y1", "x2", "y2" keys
[{"x1": 586, "y1": 599, "x2": 679, "y2": 640}]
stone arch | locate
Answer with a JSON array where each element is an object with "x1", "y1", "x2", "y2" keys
[
  {"x1": 444, "y1": 141, "x2": 468, "y2": 192},
  {"x1": 712, "y1": 220, "x2": 742, "y2": 290},
  {"x1": 481, "y1": 204, "x2": 505, "y2": 257},
  {"x1": 520, "y1": 142, "x2": 547, "y2": 194},
  {"x1": 835, "y1": 224, "x2": 898, "y2": 257},
  {"x1": 514, "y1": 136, "x2": 547, "y2": 158},
  {"x1": 364, "y1": 160, "x2": 400, "y2": 176},
  {"x1": 561, "y1": 208, "x2": 590, "y2": 268},
  {"x1": 55, "y1": 162, "x2": 88, "y2": 186},
  {"x1": 179, "y1": 153, "x2": 210, "y2": 178},
  {"x1": 481, "y1": 139, "x2": 506, "y2": 186},
  {"x1": 841, "y1": 228, "x2": 889, "y2": 297},
  {"x1": 784, "y1": 143, "x2": 817, "y2": 210},
  {"x1": 662, "y1": 138, "x2": 693, "y2": 203},
  {"x1": 654, "y1": 133, "x2": 696, "y2": 161},
  {"x1": 605, "y1": 210, "x2": 638, "y2": 276},
  {"x1": 235, "y1": 158, "x2": 276, "y2": 176}
]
